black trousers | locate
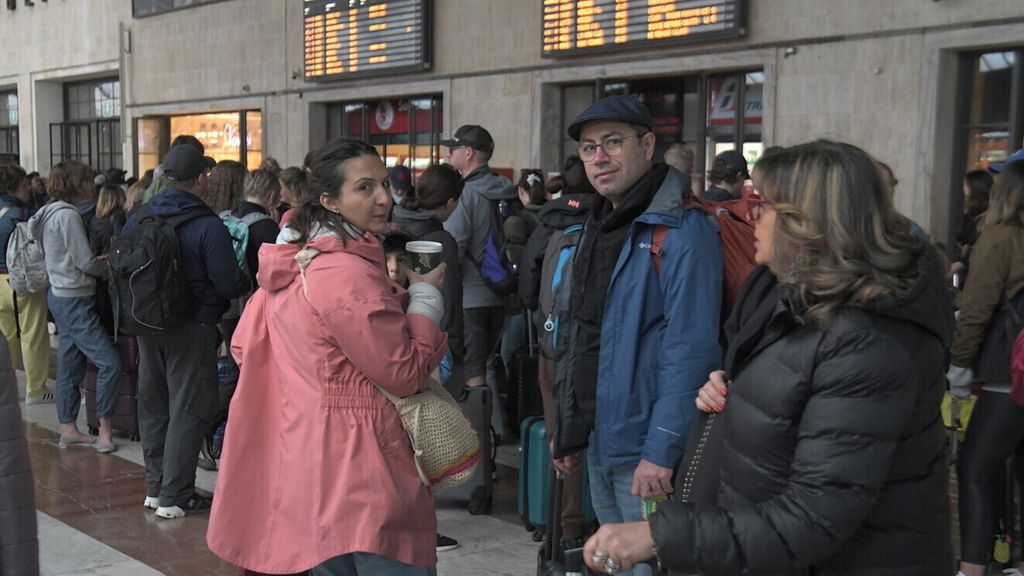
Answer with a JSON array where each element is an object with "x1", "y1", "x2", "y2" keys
[{"x1": 957, "y1": 390, "x2": 1024, "y2": 564}]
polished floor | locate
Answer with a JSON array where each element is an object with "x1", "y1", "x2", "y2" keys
[{"x1": 17, "y1": 369, "x2": 539, "y2": 576}]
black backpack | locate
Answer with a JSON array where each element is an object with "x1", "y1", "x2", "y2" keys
[{"x1": 105, "y1": 205, "x2": 211, "y2": 337}]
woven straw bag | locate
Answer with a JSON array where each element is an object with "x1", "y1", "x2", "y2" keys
[
  {"x1": 374, "y1": 376, "x2": 481, "y2": 491},
  {"x1": 296, "y1": 246, "x2": 480, "y2": 491}
]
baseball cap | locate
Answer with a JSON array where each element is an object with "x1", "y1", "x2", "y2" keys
[
  {"x1": 713, "y1": 150, "x2": 749, "y2": 176},
  {"x1": 990, "y1": 148, "x2": 1024, "y2": 174},
  {"x1": 162, "y1": 145, "x2": 216, "y2": 181},
  {"x1": 440, "y1": 125, "x2": 494, "y2": 154},
  {"x1": 567, "y1": 95, "x2": 653, "y2": 141},
  {"x1": 389, "y1": 165, "x2": 412, "y2": 193}
]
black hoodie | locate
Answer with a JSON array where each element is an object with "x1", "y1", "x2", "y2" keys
[
  {"x1": 518, "y1": 193, "x2": 596, "y2": 310},
  {"x1": 649, "y1": 254, "x2": 955, "y2": 576}
]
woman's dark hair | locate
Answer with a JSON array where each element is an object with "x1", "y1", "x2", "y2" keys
[
  {"x1": 279, "y1": 166, "x2": 313, "y2": 207},
  {"x1": 206, "y1": 160, "x2": 246, "y2": 214},
  {"x1": 401, "y1": 163, "x2": 463, "y2": 211},
  {"x1": 562, "y1": 155, "x2": 595, "y2": 195},
  {"x1": 518, "y1": 169, "x2": 547, "y2": 206},
  {"x1": 982, "y1": 160, "x2": 1024, "y2": 231},
  {"x1": 963, "y1": 169, "x2": 994, "y2": 214},
  {"x1": 546, "y1": 175, "x2": 565, "y2": 197},
  {"x1": 0, "y1": 163, "x2": 27, "y2": 196},
  {"x1": 288, "y1": 137, "x2": 380, "y2": 244}
]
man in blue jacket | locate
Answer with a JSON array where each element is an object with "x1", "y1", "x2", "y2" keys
[
  {"x1": 126, "y1": 145, "x2": 249, "y2": 519},
  {"x1": 553, "y1": 96, "x2": 722, "y2": 575}
]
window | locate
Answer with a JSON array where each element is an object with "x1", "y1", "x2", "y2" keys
[
  {"x1": 0, "y1": 90, "x2": 18, "y2": 162},
  {"x1": 50, "y1": 78, "x2": 122, "y2": 171},
  {"x1": 957, "y1": 50, "x2": 1023, "y2": 172},
  {"x1": 560, "y1": 70, "x2": 762, "y2": 194},
  {"x1": 135, "y1": 110, "x2": 263, "y2": 176},
  {"x1": 327, "y1": 96, "x2": 443, "y2": 182},
  {"x1": 132, "y1": 0, "x2": 228, "y2": 18}
]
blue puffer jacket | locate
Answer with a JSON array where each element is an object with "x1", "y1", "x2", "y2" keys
[
  {"x1": 592, "y1": 169, "x2": 723, "y2": 470},
  {"x1": 0, "y1": 196, "x2": 31, "y2": 271},
  {"x1": 125, "y1": 188, "x2": 249, "y2": 325}
]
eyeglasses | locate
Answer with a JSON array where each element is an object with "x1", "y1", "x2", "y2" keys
[{"x1": 577, "y1": 135, "x2": 639, "y2": 162}]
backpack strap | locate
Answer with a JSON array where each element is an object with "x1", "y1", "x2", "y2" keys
[{"x1": 650, "y1": 224, "x2": 669, "y2": 277}]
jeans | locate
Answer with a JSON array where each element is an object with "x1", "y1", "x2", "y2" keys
[
  {"x1": 587, "y1": 445, "x2": 651, "y2": 576},
  {"x1": 310, "y1": 552, "x2": 436, "y2": 576},
  {"x1": 47, "y1": 291, "x2": 121, "y2": 424}
]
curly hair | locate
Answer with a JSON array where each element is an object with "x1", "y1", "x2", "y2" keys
[
  {"x1": 48, "y1": 161, "x2": 94, "y2": 203},
  {"x1": 0, "y1": 163, "x2": 27, "y2": 196},
  {"x1": 753, "y1": 140, "x2": 931, "y2": 325}
]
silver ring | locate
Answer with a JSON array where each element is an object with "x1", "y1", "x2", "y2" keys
[
  {"x1": 605, "y1": 558, "x2": 621, "y2": 574},
  {"x1": 592, "y1": 549, "x2": 609, "y2": 564}
]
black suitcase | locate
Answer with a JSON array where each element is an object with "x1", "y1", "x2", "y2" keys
[
  {"x1": 509, "y1": 309, "x2": 544, "y2": 433},
  {"x1": 85, "y1": 335, "x2": 140, "y2": 441},
  {"x1": 436, "y1": 385, "x2": 494, "y2": 514}
]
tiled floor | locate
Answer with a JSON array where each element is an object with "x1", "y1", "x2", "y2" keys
[{"x1": 17, "y1": 369, "x2": 540, "y2": 576}]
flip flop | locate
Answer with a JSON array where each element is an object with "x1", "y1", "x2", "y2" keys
[{"x1": 58, "y1": 436, "x2": 97, "y2": 448}]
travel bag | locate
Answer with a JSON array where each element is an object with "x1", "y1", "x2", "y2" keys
[
  {"x1": 435, "y1": 385, "x2": 494, "y2": 514},
  {"x1": 519, "y1": 415, "x2": 551, "y2": 538},
  {"x1": 84, "y1": 335, "x2": 140, "y2": 440},
  {"x1": 509, "y1": 309, "x2": 544, "y2": 433}
]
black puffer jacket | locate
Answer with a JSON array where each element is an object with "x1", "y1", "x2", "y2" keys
[
  {"x1": 0, "y1": 338, "x2": 38, "y2": 575},
  {"x1": 650, "y1": 257, "x2": 955, "y2": 576}
]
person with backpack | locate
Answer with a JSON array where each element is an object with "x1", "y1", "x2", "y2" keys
[
  {"x1": 89, "y1": 183, "x2": 127, "y2": 334},
  {"x1": 553, "y1": 96, "x2": 724, "y2": 576},
  {"x1": 122, "y1": 144, "x2": 250, "y2": 519},
  {"x1": 199, "y1": 168, "x2": 280, "y2": 471},
  {"x1": 0, "y1": 164, "x2": 51, "y2": 405},
  {"x1": 441, "y1": 124, "x2": 516, "y2": 433},
  {"x1": 519, "y1": 184, "x2": 595, "y2": 550},
  {"x1": 29, "y1": 160, "x2": 122, "y2": 452}
]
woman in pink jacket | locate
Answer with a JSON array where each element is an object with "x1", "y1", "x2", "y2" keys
[{"x1": 207, "y1": 137, "x2": 448, "y2": 576}]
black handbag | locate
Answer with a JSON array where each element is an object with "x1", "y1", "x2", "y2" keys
[
  {"x1": 673, "y1": 406, "x2": 725, "y2": 505},
  {"x1": 974, "y1": 291, "x2": 1024, "y2": 384}
]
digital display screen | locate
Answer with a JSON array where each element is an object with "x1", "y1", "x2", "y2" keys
[
  {"x1": 304, "y1": 0, "x2": 430, "y2": 81},
  {"x1": 542, "y1": 0, "x2": 744, "y2": 56}
]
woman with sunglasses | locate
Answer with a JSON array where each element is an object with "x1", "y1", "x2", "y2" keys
[{"x1": 583, "y1": 140, "x2": 954, "y2": 575}]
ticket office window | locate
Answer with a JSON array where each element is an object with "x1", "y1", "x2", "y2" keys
[
  {"x1": 0, "y1": 90, "x2": 18, "y2": 163},
  {"x1": 560, "y1": 71, "x2": 762, "y2": 194},
  {"x1": 327, "y1": 96, "x2": 444, "y2": 183},
  {"x1": 135, "y1": 110, "x2": 263, "y2": 176}
]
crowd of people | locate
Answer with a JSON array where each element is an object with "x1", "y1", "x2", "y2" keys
[{"x1": 2, "y1": 94, "x2": 1024, "y2": 576}]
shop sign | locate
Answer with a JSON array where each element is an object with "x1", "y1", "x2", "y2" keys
[{"x1": 708, "y1": 75, "x2": 761, "y2": 125}]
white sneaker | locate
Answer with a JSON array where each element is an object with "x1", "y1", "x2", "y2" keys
[
  {"x1": 1002, "y1": 569, "x2": 1023, "y2": 576},
  {"x1": 155, "y1": 505, "x2": 185, "y2": 519},
  {"x1": 143, "y1": 496, "x2": 159, "y2": 509}
]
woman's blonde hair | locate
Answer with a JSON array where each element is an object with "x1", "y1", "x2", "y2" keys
[
  {"x1": 96, "y1": 184, "x2": 127, "y2": 219},
  {"x1": 982, "y1": 160, "x2": 1024, "y2": 231},
  {"x1": 753, "y1": 140, "x2": 930, "y2": 324}
]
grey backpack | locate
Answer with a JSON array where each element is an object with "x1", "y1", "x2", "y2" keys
[{"x1": 5, "y1": 206, "x2": 71, "y2": 294}]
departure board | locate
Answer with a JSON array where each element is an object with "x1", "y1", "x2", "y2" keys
[
  {"x1": 304, "y1": 0, "x2": 431, "y2": 81},
  {"x1": 542, "y1": 0, "x2": 744, "y2": 56}
]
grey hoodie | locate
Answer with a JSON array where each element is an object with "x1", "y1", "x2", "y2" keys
[
  {"x1": 442, "y1": 167, "x2": 515, "y2": 308},
  {"x1": 28, "y1": 200, "x2": 104, "y2": 298}
]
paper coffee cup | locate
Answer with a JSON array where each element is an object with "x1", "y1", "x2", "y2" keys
[{"x1": 406, "y1": 241, "x2": 443, "y2": 274}]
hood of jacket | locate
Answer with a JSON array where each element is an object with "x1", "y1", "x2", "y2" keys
[
  {"x1": 539, "y1": 193, "x2": 596, "y2": 229},
  {"x1": 147, "y1": 187, "x2": 211, "y2": 217},
  {"x1": 27, "y1": 200, "x2": 75, "y2": 238},
  {"x1": 390, "y1": 206, "x2": 443, "y2": 238},
  {"x1": 464, "y1": 166, "x2": 515, "y2": 201},
  {"x1": 257, "y1": 231, "x2": 385, "y2": 294},
  {"x1": 849, "y1": 249, "x2": 954, "y2": 347}
]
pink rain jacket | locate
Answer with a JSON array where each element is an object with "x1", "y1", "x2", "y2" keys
[{"x1": 207, "y1": 232, "x2": 447, "y2": 573}]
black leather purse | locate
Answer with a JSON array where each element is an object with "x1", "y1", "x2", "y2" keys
[{"x1": 975, "y1": 291, "x2": 1024, "y2": 384}]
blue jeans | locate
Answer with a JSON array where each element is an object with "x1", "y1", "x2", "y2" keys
[
  {"x1": 47, "y1": 291, "x2": 121, "y2": 424},
  {"x1": 310, "y1": 552, "x2": 436, "y2": 576},
  {"x1": 587, "y1": 446, "x2": 652, "y2": 576}
]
